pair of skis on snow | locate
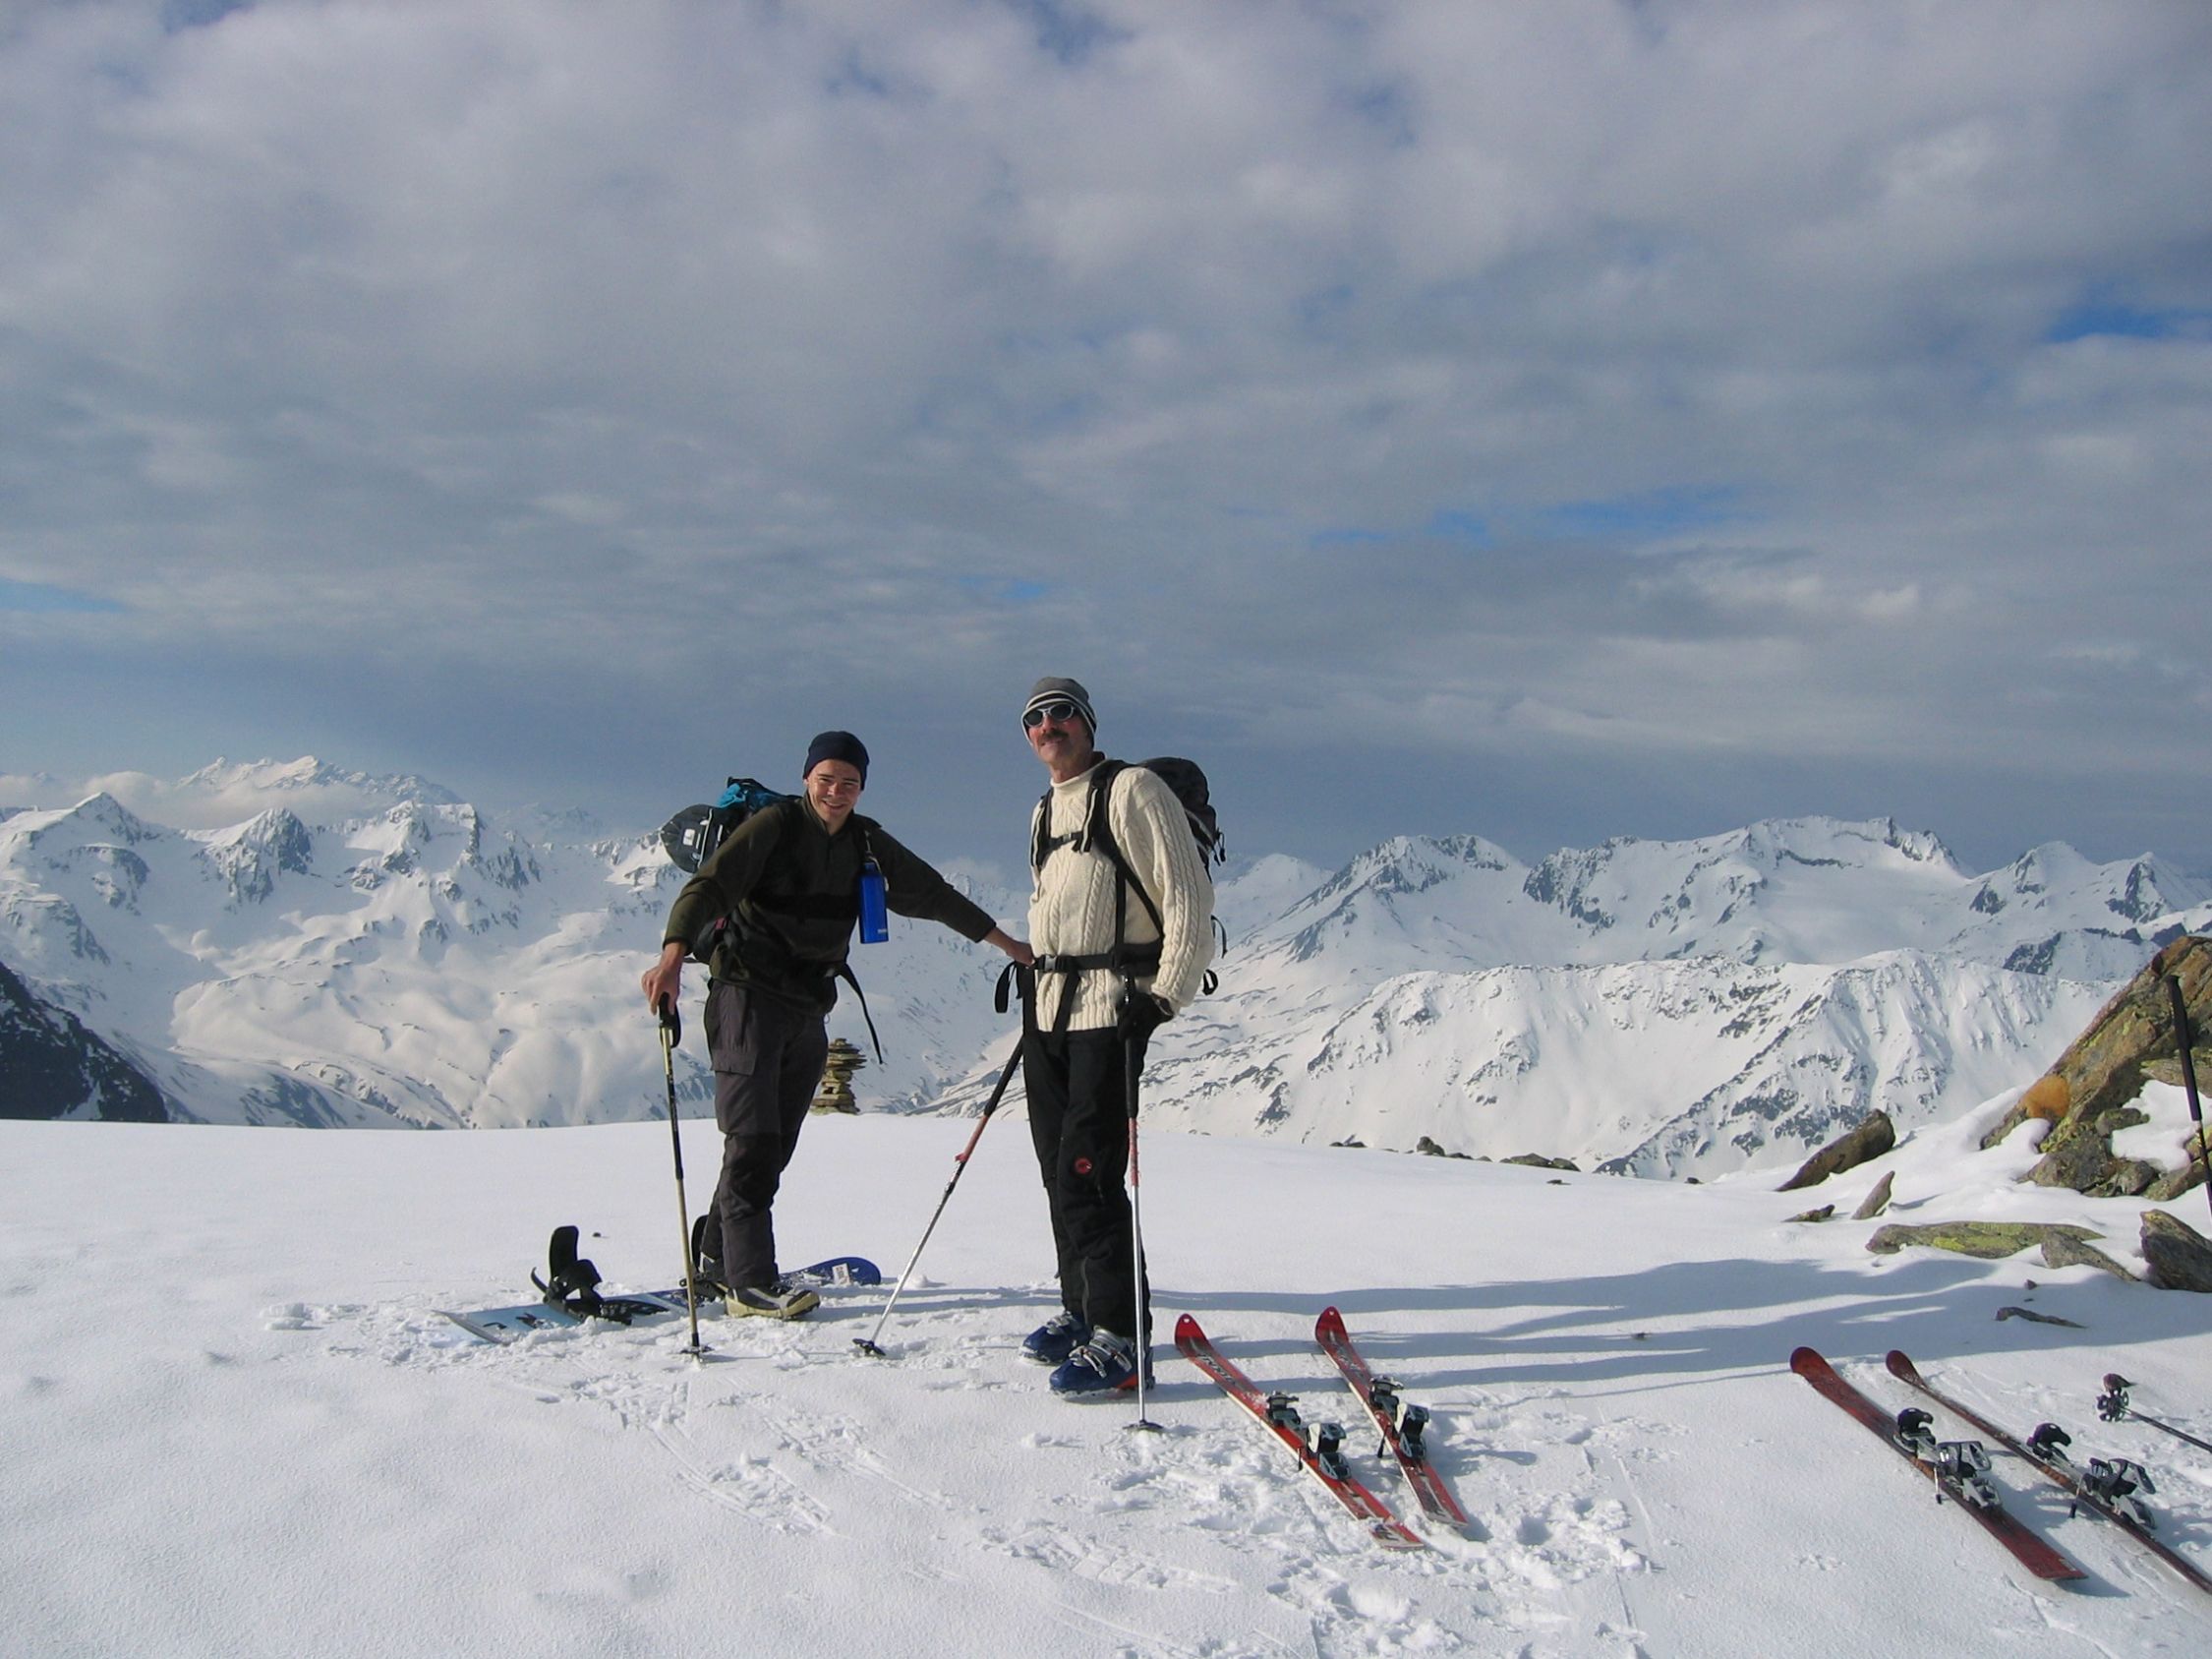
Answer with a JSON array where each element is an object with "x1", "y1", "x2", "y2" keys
[
  {"x1": 1793, "y1": 1346, "x2": 2211, "y2": 1597},
  {"x1": 1177, "y1": 1306, "x2": 1468, "y2": 1552}
]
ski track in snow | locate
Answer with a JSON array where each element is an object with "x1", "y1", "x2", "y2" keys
[
  {"x1": 277, "y1": 1290, "x2": 1689, "y2": 1657},
  {"x1": 263, "y1": 1290, "x2": 1682, "y2": 1656},
  {"x1": 265, "y1": 1281, "x2": 2198, "y2": 1657}
]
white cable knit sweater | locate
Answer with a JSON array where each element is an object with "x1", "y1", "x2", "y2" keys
[{"x1": 1026, "y1": 760, "x2": 1216, "y2": 1034}]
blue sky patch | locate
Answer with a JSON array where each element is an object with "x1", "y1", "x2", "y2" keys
[
  {"x1": 0, "y1": 578, "x2": 125, "y2": 615},
  {"x1": 1310, "y1": 510, "x2": 1488, "y2": 550},
  {"x1": 162, "y1": 0, "x2": 256, "y2": 31},
  {"x1": 2047, "y1": 298, "x2": 2209, "y2": 343},
  {"x1": 1427, "y1": 510, "x2": 1490, "y2": 547},
  {"x1": 1015, "y1": 1, "x2": 1131, "y2": 68},
  {"x1": 1542, "y1": 485, "x2": 1742, "y2": 542},
  {"x1": 956, "y1": 575, "x2": 1050, "y2": 603}
]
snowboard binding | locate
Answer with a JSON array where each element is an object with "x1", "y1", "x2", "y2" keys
[{"x1": 532, "y1": 1224, "x2": 666, "y2": 1326}]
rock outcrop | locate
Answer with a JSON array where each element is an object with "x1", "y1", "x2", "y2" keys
[
  {"x1": 1866, "y1": 1219, "x2": 2099, "y2": 1261},
  {"x1": 1982, "y1": 936, "x2": 2212, "y2": 1199},
  {"x1": 2141, "y1": 1209, "x2": 2212, "y2": 1292},
  {"x1": 0, "y1": 957, "x2": 168, "y2": 1121},
  {"x1": 1864, "y1": 1219, "x2": 2138, "y2": 1280},
  {"x1": 1779, "y1": 1110, "x2": 1894, "y2": 1191},
  {"x1": 1851, "y1": 1171, "x2": 1895, "y2": 1219}
]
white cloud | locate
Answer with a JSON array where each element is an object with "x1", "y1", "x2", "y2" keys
[{"x1": 3, "y1": 0, "x2": 2210, "y2": 870}]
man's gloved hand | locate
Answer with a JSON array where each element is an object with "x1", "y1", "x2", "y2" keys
[{"x1": 1117, "y1": 989, "x2": 1173, "y2": 1042}]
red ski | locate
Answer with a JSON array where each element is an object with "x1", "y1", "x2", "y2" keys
[
  {"x1": 1887, "y1": 1350, "x2": 2210, "y2": 1599},
  {"x1": 1314, "y1": 1306, "x2": 1469, "y2": 1529},
  {"x1": 1790, "y1": 1347, "x2": 2085, "y2": 1585},
  {"x1": 1176, "y1": 1314, "x2": 1426, "y2": 1552}
]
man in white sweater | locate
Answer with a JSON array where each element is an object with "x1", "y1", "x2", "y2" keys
[{"x1": 1017, "y1": 677, "x2": 1215, "y2": 1394}]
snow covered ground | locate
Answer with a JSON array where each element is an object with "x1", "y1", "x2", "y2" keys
[{"x1": 7, "y1": 1093, "x2": 2211, "y2": 1657}]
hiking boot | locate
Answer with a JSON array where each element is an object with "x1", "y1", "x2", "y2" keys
[
  {"x1": 724, "y1": 1282, "x2": 821, "y2": 1320},
  {"x1": 1021, "y1": 1310, "x2": 1091, "y2": 1366},
  {"x1": 689, "y1": 1216, "x2": 728, "y2": 1294},
  {"x1": 1048, "y1": 1328, "x2": 1149, "y2": 1395}
]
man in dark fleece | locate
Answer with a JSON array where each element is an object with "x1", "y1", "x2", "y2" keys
[{"x1": 643, "y1": 731, "x2": 1029, "y2": 1317}]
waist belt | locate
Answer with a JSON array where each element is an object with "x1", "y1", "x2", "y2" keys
[
  {"x1": 1029, "y1": 943, "x2": 1160, "y2": 1036},
  {"x1": 1030, "y1": 943, "x2": 1162, "y2": 977}
]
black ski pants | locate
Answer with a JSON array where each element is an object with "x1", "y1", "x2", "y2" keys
[
  {"x1": 1023, "y1": 1023, "x2": 1150, "y2": 1343},
  {"x1": 704, "y1": 980, "x2": 830, "y2": 1290}
]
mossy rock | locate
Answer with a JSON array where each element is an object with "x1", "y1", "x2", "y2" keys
[
  {"x1": 1866, "y1": 1220, "x2": 2102, "y2": 1260},
  {"x1": 2145, "y1": 1149, "x2": 2211, "y2": 1204},
  {"x1": 2039, "y1": 1232, "x2": 2139, "y2": 1281}
]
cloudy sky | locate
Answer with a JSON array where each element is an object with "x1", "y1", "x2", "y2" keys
[{"x1": 5, "y1": 0, "x2": 2210, "y2": 880}]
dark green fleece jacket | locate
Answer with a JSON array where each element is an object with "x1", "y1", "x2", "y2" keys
[{"x1": 663, "y1": 796, "x2": 995, "y2": 1012}]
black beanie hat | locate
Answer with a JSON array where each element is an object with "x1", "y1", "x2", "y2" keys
[{"x1": 803, "y1": 731, "x2": 869, "y2": 783}]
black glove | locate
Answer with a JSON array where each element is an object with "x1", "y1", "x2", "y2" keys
[{"x1": 1117, "y1": 990, "x2": 1173, "y2": 1043}]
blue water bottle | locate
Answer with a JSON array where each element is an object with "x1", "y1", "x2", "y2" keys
[{"x1": 858, "y1": 859, "x2": 889, "y2": 944}]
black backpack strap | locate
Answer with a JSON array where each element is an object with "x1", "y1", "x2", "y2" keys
[
  {"x1": 834, "y1": 962, "x2": 884, "y2": 1064},
  {"x1": 1088, "y1": 768, "x2": 1218, "y2": 993},
  {"x1": 1031, "y1": 761, "x2": 1176, "y2": 1032},
  {"x1": 1031, "y1": 760, "x2": 1130, "y2": 865},
  {"x1": 1082, "y1": 762, "x2": 1165, "y2": 936}
]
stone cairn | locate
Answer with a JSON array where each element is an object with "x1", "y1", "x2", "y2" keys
[{"x1": 811, "y1": 1037, "x2": 865, "y2": 1113}]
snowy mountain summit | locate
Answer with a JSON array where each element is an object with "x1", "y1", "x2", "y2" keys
[
  {"x1": 3, "y1": 768, "x2": 2205, "y2": 1181},
  {"x1": 179, "y1": 754, "x2": 463, "y2": 812},
  {"x1": 1250, "y1": 815, "x2": 2198, "y2": 978},
  {"x1": 1158, "y1": 815, "x2": 2204, "y2": 1176}
]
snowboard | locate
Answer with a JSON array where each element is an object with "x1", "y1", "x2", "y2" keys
[
  {"x1": 438, "y1": 1292, "x2": 684, "y2": 1344},
  {"x1": 437, "y1": 1256, "x2": 882, "y2": 1345},
  {"x1": 779, "y1": 1255, "x2": 882, "y2": 1289}
]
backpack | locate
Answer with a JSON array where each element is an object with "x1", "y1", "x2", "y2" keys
[
  {"x1": 659, "y1": 776, "x2": 788, "y2": 876},
  {"x1": 1029, "y1": 757, "x2": 1225, "y2": 887},
  {"x1": 1029, "y1": 757, "x2": 1226, "y2": 1014},
  {"x1": 656, "y1": 776, "x2": 887, "y2": 1057}
]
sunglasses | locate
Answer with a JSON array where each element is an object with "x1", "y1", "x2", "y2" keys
[{"x1": 1023, "y1": 700, "x2": 1082, "y2": 730}]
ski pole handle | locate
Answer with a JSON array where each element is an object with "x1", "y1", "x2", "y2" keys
[{"x1": 658, "y1": 996, "x2": 681, "y2": 1048}]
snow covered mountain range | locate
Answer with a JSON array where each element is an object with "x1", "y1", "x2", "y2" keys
[{"x1": 4, "y1": 758, "x2": 2205, "y2": 1179}]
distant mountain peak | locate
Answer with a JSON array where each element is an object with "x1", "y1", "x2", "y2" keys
[
  {"x1": 7, "y1": 793, "x2": 164, "y2": 852},
  {"x1": 180, "y1": 756, "x2": 461, "y2": 810},
  {"x1": 204, "y1": 809, "x2": 317, "y2": 906}
]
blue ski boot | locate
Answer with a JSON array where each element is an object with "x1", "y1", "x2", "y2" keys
[
  {"x1": 1021, "y1": 1310, "x2": 1090, "y2": 1366},
  {"x1": 1048, "y1": 1329, "x2": 1149, "y2": 1395}
]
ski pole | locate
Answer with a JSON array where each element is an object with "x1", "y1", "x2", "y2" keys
[
  {"x1": 1126, "y1": 1022, "x2": 1160, "y2": 1434},
  {"x1": 658, "y1": 999, "x2": 709, "y2": 1361},
  {"x1": 852, "y1": 1036, "x2": 1025, "y2": 1358},
  {"x1": 2162, "y1": 973, "x2": 2212, "y2": 1230}
]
